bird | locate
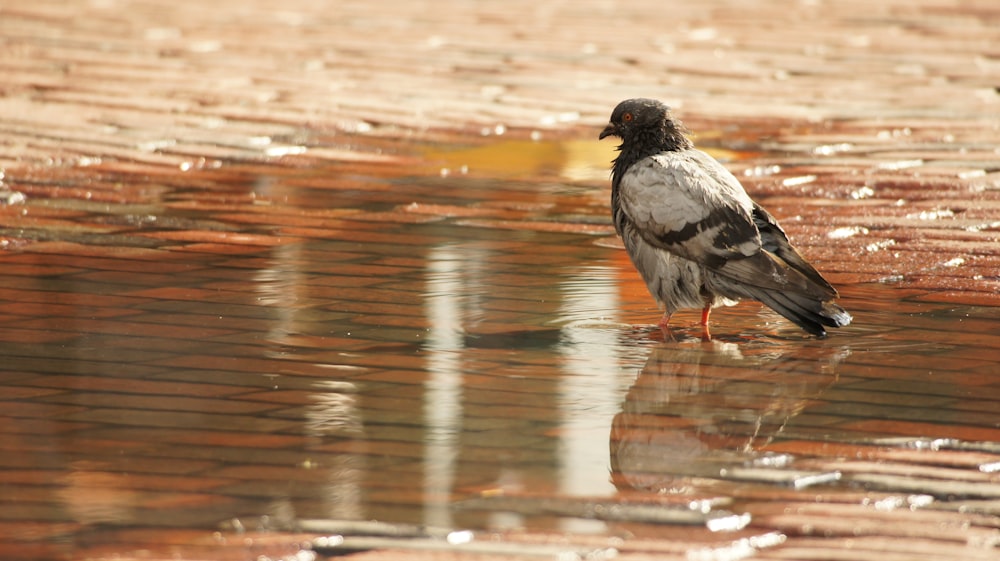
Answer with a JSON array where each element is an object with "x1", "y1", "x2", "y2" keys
[{"x1": 599, "y1": 98, "x2": 851, "y2": 338}]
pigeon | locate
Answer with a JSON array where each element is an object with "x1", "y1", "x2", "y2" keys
[{"x1": 599, "y1": 98, "x2": 851, "y2": 337}]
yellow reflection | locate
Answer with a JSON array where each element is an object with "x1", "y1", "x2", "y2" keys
[
  {"x1": 423, "y1": 139, "x2": 615, "y2": 182},
  {"x1": 424, "y1": 138, "x2": 746, "y2": 183}
]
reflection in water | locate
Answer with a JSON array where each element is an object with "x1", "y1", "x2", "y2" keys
[
  {"x1": 423, "y1": 244, "x2": 471, "y2": 528},
  {"x1": 58, "y1": 462, "x2": 137, "y2": 525},
  {"x1": 254, "y1": 242, "x2": 367, "y2": 524},
  {"x1": 306, "y1": 381, "x2": 363, "y2": 438},
  {"x1": 254, "y1": 239, "x2": 306, "y2": 349},
  {"x1": 610, "y1": 337, "x2": 846, "y2": 491},
  {"x1": 421, "y1": 244, "x2": 638, "y2": 531},
  {"x1": 307, "y1": 380, "x2": 365, "y2": 522},
  {"x1": 556, "y1": 267, "x2": 625, "y2": 497},
  {"x1": 556, "y1": 266, "x2": 628, "y2": 532}
]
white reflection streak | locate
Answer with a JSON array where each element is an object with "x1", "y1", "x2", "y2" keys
[
  {"x1": 556, "y1": 267, "x2": 623, "y2": 514},
  {"x1": 253, "y1": 242, "x2": 303, "y2": 347},
  {"x1": 308, "y1": 382, "x2": 364, "y2": 521},
  {"x1": 423, "y1": 246, "x2": 466, "y2": 528}
]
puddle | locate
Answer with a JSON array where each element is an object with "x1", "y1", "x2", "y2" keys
[{"x1": 0, "y1": 133, "x2": 998, "y2": 559}]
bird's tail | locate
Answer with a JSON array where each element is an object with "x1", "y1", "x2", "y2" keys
[
  {"x1": 709, "y1": 252, "x2": 852, "y2": 337},
  {"x1": 750, "y1": 287, "x2": 852, "y2": 337}
]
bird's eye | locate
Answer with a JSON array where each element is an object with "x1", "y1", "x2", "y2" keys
[{"x1": 623, "y1": 113, "x2": 633, "y2": 122}]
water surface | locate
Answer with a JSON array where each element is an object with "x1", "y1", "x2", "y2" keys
[{"x1": 1, "y1": 136, "x2": 998, "y2": 559}]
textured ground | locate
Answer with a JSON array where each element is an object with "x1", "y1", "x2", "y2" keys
[{"x1": 0, "y1": 1, "x2": 998, "y2": 560}]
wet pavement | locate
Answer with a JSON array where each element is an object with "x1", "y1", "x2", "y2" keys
[{"x1": 2, "y1": 1, "x2": 1000, "y2": 560}]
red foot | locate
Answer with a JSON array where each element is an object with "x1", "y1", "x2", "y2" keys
[
  {"x1": 658, "y1": 314, "x2": 671, "y2": 329},
  {"x1": 657, "y1": 314, "x2": 675, "y2": 341}
]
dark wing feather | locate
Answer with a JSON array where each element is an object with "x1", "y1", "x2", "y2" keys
[{"x1": 752, "y1": 203, "x2": 838, "y2": 296}]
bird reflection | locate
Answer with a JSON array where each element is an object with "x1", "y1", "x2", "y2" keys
[{"x1": 610, "y1": 335, "x2": 846, "y2": 491}]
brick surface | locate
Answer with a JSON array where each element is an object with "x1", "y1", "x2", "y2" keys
[{"x1": 1, "y1": 1, "x2": 999, "y2": 560}]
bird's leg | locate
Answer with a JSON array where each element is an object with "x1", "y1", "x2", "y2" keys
[
  {"x1": 658, "y1": 312, "x2": 672, "y2": 330},
  {"x1": 700, "y1": 305, "x2": 713, "y2": 341},
  {"x1": 657, "y1": 312, "x2": 675, "y2": 341}
]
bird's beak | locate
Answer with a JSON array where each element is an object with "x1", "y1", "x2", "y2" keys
[{"x1": 599, "y1": 123, "x2": 617, "y2": 140}]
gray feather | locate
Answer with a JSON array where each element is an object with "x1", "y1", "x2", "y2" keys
[{"x1": 619, "y1": 217, "x2": 738, "y2": 315}]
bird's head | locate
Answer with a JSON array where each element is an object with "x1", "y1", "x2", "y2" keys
[
  {"x1": 598, "y1": 98, "x2": 670, "y2": 141},
  {"x1": 599, "y1": 98, "x2": 693, "y2": 154}
]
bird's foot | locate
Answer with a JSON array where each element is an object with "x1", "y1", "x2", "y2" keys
[
  {"x1": 657, "y1": 314, "x2": 671, "y2": 330},
  {"x1": 657, "y1": 314, "x2": 676, "y2": 341},
  {"x1": 700, "y1": 306, "x2": 713, "y2": 341}
]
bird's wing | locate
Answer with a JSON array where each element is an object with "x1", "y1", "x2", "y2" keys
[
  {"x1": 752, "y1": 203, "x2": 838, "y2": 296},
  {"x1": 618, "y1": 150, "x2": 830, "y2": 297},
  {"x1": 618, "y1": 150, "x2": 760, "y2": 268}
]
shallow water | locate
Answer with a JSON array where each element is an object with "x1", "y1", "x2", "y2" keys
[{"x1": 1, "y1": 136, "x2": 998, "y2": 558}]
